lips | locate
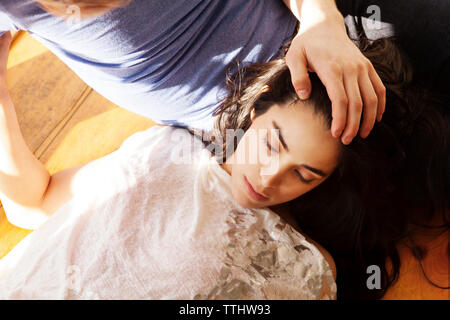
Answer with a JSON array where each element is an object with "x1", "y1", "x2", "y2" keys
[{"x1": 244, "y1": 176, "x2": 269, "y2": 202}]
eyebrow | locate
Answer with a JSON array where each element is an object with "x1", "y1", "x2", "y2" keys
[
  {"x1": 272, "y1": 121, "x2": 289, "y2": 152},
  {"x1": 272, "y1": 120, "x2": 327, "y2": 178},
  {"x1": 301, "y1": 164, "x2": 327, "y2": 177}
]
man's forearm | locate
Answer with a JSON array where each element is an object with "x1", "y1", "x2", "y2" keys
[
  {"x1": 0, "y1": 85, "x2": 50, "y2": 208},
  {"x1": 282, "y1": 0, "x2": 344, "y2": 26}
]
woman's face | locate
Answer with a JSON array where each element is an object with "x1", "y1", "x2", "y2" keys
[{"x1": 221, "y1": 102, "x2": 341, "y2": 209}]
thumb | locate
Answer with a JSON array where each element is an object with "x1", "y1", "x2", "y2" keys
[
  {"x1": 0, "y1": 31, "x2": 12, "y2": 45},
  {"x1": 287, "y1": 50, "x2": 312, "y2": 100},
  {"x1": 0, "y1": 31, "x2": 12, "y2": 72}
]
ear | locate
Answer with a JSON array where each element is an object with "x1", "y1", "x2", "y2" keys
[{"x1": 250, "y1": 107, "x2": 256, "y2": 122}]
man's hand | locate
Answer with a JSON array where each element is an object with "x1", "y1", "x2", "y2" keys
[{"x1": 284, "y1": 2, "x2": 386, "y2": 144}]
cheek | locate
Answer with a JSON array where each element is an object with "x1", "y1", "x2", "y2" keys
[
  {"x1": 276, "y1": 179, "x2": 320, "y2": 203},
  {"x1": 278, "y1": 184, "x2": 306, "y2": 201},
  {"x1": 229, "y1": 165, "x2": 244, "y2": 193}
]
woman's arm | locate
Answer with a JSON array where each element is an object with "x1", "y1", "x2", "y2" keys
[
  {"x1": 0, "y1": 31, "x2": 93, "y2": 230},
  {"x1": 0, "y1": 80, "x2": 51, "y2": 209},
  {"x1": 0, "y1": 32, "x2": 52, "y2": 226},
  {"x1": 1, "y1": 73, "x2": 108, "y2": 230}
]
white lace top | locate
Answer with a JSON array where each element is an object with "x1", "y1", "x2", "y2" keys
[{"x1": 0, "y1": 126, "x2": 336, "y2": 299}]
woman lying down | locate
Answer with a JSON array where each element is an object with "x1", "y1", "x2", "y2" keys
[{"x1": 0, "y1": 32, "x2": 448, "y2": 299}]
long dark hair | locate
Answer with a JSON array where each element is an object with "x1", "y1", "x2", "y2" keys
[{"x1": 206, "y1": 36, "x2": 449, "y2": 299}]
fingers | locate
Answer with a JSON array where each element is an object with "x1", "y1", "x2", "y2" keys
[
  {"x1": 286, "y1": 47, "x2": 312, "y2": 100},
  {"x1": 368, "y1": 63, "x2": 386, "y2": 122},
  {"x1": 328, "y1": 60, "x2": 385, "y2": 144},
  {"x1": 345, "y1": 61, "x2": 385, "y2": 141},
  {"x1": 286, "y1": 37, "x2": 386, "y2": 144},
  {"x1": 320, "y1": 63, "x2": 348, "y2": 138},
  {"x1": 341, "y1": 68, "x2": 363, "y2": 144},
  {"x1": 358, "y1": 70, "x2": 378, "y2": 139}
]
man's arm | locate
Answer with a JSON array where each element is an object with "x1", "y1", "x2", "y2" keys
[
  {"x1": 281, "y1": 0, "x2": 386, "y2": 144},
  {"x1": 282, "y1": 0, "x2": 338, "y2": 21}
]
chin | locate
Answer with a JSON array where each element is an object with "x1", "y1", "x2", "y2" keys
[
  {"x1": 233, "y1": 195, "x2": 250, "y2": 208},
  {"x1": 234, "y1": 195, "x2": 263, "y2": 209},
  {"x1": 231, "y1": 191, "x2": 254, "y2": 209}
]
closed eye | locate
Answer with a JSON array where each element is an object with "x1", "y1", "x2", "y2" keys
[
  {"x1": 265, "y1": 136, "x2": 312, "y2": 183},
  {"x1": 295, "y1": 170, "x2": 313, "y2": 184},
  {"x1": 264, "y1": 133, "x2": 317, "y2": 184}
]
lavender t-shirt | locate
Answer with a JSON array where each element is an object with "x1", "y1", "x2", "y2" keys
[{"x1": 0, "y1": 0, "x2": 297, "y2": 130}]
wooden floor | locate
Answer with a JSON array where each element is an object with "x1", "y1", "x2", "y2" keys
[{"x1": 0, "y1": 31, "x2": 448, "y2": 300}]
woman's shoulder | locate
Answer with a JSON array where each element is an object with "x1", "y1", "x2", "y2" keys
[
  {"x1": 269, "y1": 204, "x2": 337, "y2": 281},
  {"x1": 204, "y1": 206, "x2": 337, "y2": 300}
]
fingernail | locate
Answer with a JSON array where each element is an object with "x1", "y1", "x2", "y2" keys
[
  {"x1": 333, "y1": 128, "x2": 342, "y2": 138},
  {"x1": 343, "y1": 136, "x2": 351, "y2": 144},
  {"x1": 297, "y1": 89, "x2": 308, "y2": 100}
]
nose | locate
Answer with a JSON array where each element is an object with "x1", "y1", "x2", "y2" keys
[{"x1": 259, "y1": 161, "x2": 289, "y2": 189}]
